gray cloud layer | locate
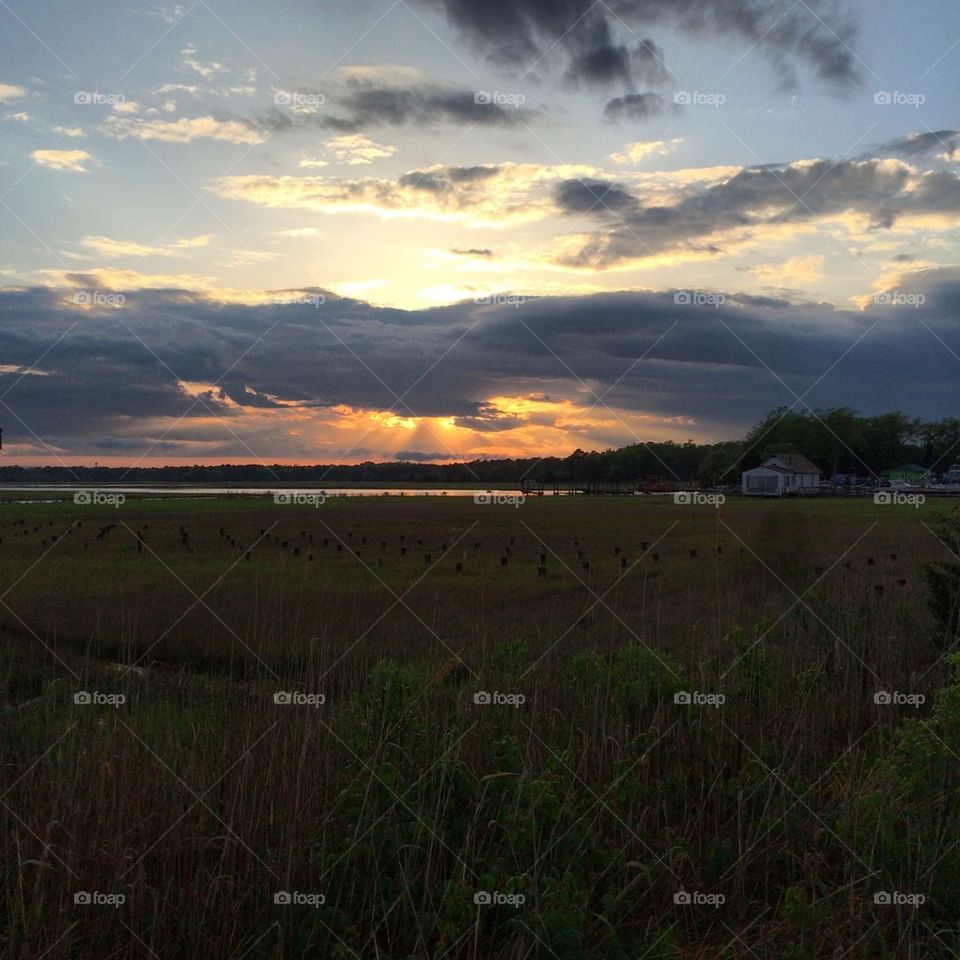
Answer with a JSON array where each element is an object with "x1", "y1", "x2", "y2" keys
[
  {"x1": 0, "y1": 267, "x2": 957, "y2": 457},
  {"x1": 246, "y1": 77, "x2": 534, "y2": 134},
  {"x1": 554, "y1": 157, "x2": 960, "y2": 267}
]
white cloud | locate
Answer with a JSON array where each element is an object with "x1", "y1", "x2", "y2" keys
[
  {"x1": 749, "y1": 255, "x2": 825, "y2": 285},
  {"x1": 32, "y1": 149, "x2": 93, "y2": 172},
  {"x1": 608, "y1": 139, "x2": 683, "y2": 165},
  {"x1": 157, "y1": 83, "x2": 200, "y2": 97},
  {"x1": 0, "y1": 83, "x2": 27, "y2": 102},
  {"x1": 325, "y1": 134, "x2": 396, "y2": 165},
  {"x1": 53, "y1": 125, "x2": 85, "y2": 137},
  {"x1": 102, "y1": 114, "x2": 262, "y2": 144},
  {"x1": 181, "y1": 44, "x2": 226, "y2": 79},
  {"x1": 80, "y1": 234, "x2": 214, "y2": 257},
  {"x1": 4, "y1": 112, "x2": 29, "y2": 122}
]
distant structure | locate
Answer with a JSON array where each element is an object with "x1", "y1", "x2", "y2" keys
[{"x1": 741, "y1": 453, "x2": 822, "y2": 497}]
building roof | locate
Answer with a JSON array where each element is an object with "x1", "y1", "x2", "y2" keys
[
  {"x1": 767, "y1": 453, "x2": 821, "y2": 474},
  {"x1": 743, "y1": 464, "x2": 792, "y2": 475}
]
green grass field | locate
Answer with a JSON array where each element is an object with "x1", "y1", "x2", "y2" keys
[{"x1": 2, "y1": 494, "x2": 958, "y2": 958}]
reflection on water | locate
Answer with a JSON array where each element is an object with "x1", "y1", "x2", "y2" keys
[{"x1": 0, "y1": 485, "x2": 564, "y2": 500}]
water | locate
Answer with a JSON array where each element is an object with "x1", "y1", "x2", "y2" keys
[{"x1": 0, "y1": 485, "x2": 568, "y2": 500}]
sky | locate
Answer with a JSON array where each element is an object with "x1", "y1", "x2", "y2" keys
[{"x1": 0, "y1": 0, "x2": 957, "y2": 466}]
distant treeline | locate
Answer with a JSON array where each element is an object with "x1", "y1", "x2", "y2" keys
[{"x1": 2, "y1": 408, "x2": 958, "y2": 485}]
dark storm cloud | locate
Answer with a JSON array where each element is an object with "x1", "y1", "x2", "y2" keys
[
  {"x1": 333, "y1": 79, "x2": 531, "y2": 127},
  {"x1": 245, "y1": 78, "x2": 534, "y2": 134},
  {"x1": 555, "y1": 178, "x2": 639, "y2": 213},
  {"x1": 603, "y1": 92, "x2": 671, "y2": 122},
  {"x1": 1, "y1": 268, "x2": 959, "y2": 456},
  {"x1": 554, "y1": 157, "x2": 960, "y2": 267},
  {"x1": 415, "y1": 0, "x2": 861, "y2": 106}
]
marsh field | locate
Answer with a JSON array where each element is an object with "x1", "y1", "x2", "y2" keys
[{"x1": 1, "y1": 493, "x2": 959, "y2": 959}]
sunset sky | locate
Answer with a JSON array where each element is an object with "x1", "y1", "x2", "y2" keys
[{"x1": 0, "y1": 0, "x2": 957, "y2": 466}]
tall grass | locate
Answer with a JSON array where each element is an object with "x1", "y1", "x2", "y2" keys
[{"x1": 0, "y1": 495, "x2": 957, "y2": 958}]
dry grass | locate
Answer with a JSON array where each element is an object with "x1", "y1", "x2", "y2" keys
[{"x1": 0, "y1": 494, "x2": 957, "y2": 958}]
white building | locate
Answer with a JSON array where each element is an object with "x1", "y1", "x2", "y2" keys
[{"x1": 741, "y1": 454, "x2": 822, "y2": 497}]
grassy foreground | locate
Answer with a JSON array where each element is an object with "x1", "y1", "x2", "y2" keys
[{"x1": 1, "y1": 494, "x2": 958, "y2": 959}]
